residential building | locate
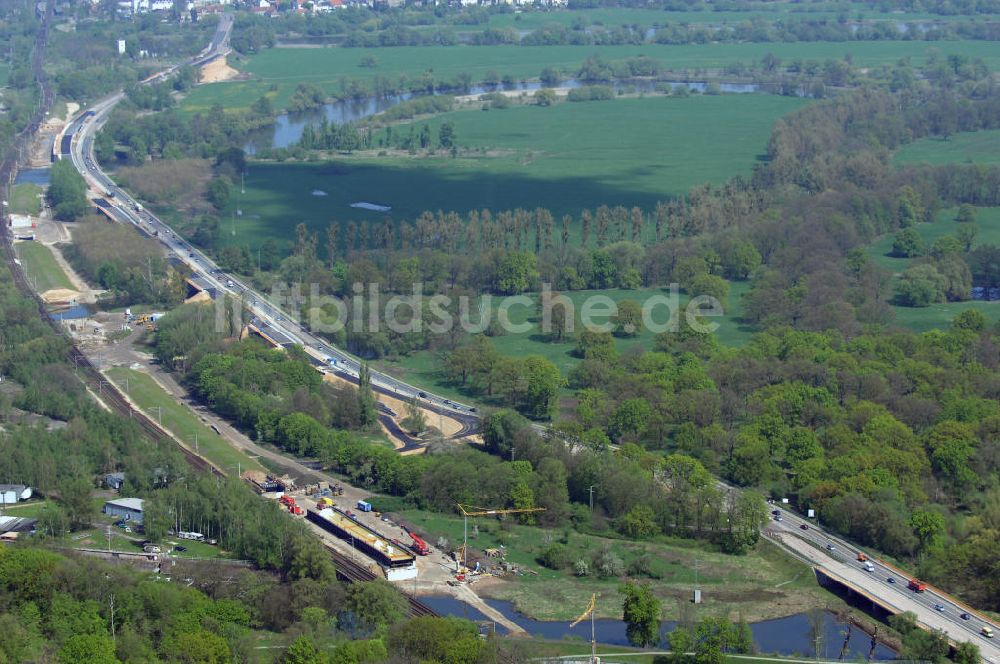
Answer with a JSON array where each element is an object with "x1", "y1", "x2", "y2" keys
[{"x1": 104, "y1": 472, "x2": 126, "y2": 491}]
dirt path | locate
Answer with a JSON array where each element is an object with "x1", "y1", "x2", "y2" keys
[{"x1": 200, "y1": 56, "x2": 239, "y2": 83}]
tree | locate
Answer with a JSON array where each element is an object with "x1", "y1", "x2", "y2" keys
[
  {"x1": 575, "y1": 329, "x2": 617, "y2": 362},
  {"x1": 494, "y1": 251, "x2": 538, "y2": 295},
  {"x1": 346, "y1": 580, "x2": 407, "y2": 634},
  {"x1": 482, "y1": 409, "x2": 529, "y2": 458},
  {"x1": 954, "y1": 641, "x2": 981, "y2": 664},
  {"x1": 613, "y1": 299, "x2": 642, "y2": 337},
  {"x1": 688, "y1": 273, "x2": 730, "y2": 307},
  {"x1": 891, "y1": 228, "x2": 926, "y2": 257},
  {"x1": 609, "y1": 398, "x2": 652, "y2": 442},
  {"x1": 956, "y1": 223, "x2": 977, "y2": 252},
  {"x1": 909, "y1": 509, "x2": 945, "y2": 555},
  {"x1": 895, "y1": 264, "x2": 946, "y2": 307},
  {"x1": 618, "y1": 504, "x2": 659, "y2": 539},
  {"x1": 357, "y1": 363, "x2": 378, "y2": 430},
  {"x1": 955, "y1": 203, "x2": 977, "y2": 224},
  {"x1": 284, "y1": 636, "x2": 325, "y2": 664},
  {"x1": 58, "y1": 634, "x2": 119, "y2": 664},
  {"x1": 438, "y1": 122, "x2": 456, "y2": 148},
  {"x1": 620, "y1": 582, "x2": 661, "y2": 647},
  {"x1": 534, "y1": 88, "x2": 557, "y2": 106},
  {"x1": 47, "y1": 160, "x2": 88, "y2": 221},
  {"x1": 521, "y1": 356, "x2": 563, "y2": 420},
  {"x1": 401, "y1": 396, "x2": 426, "y2": 435}
]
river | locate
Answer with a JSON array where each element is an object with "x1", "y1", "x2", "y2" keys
[
  {"x1": 243, "y1": 78, "x2": 761, "y2": 153},
  {"x1": 419, "y1": 596, "x2": 897, "y2": 659}
]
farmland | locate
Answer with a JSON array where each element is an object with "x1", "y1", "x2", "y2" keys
[
  {"x1": 182, "y1": 40, "x2": 1000, "y2": 112},
  {"x1": 893, "y1": 129, "x2": 1000, "y2": 167},
  {"x1": 218, "y1": 94, "x2": 804, "y2": 249}
]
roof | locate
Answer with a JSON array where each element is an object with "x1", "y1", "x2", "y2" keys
[
  {"x1": 105, "y1": 497, "x2": 144, "y2": 511},
  {"x1": 0, "y1": 515, "x2": 38, "y2": 533},
  {"x1": 0, "y1": 484, "x2": 27, "y2": 492},
  {"x1": 105, "y1": 472, "x2": 125, "y2": 481}
]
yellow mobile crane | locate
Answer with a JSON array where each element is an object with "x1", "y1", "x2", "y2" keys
[{"x1": 455, "y1": 504, "x2": 545, "y2": 574}]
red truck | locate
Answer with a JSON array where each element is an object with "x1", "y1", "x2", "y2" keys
[{"x1": 908, "y1": 579, "x2": 928, "y2": 592}]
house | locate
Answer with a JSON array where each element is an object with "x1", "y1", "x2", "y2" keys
[
  {"x1": 104, "y1": 472, "x2": 126, "y2": 491},
  {"x1": 0, "y1": 485, "x2": 33, "y2": 506},
  {"x1": 103, "y1": 497, "x2": 144, "y2": 524},
  {"x1": 7, "y1": 215, "x2": 34, "y2": 231}
]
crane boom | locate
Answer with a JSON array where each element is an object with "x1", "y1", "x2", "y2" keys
[{"x1": 457, "y1": 503, "x2": 546, "y2": 517}]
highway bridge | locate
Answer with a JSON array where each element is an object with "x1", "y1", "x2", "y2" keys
[{"x1": 60, "y1": 13, "x2": 1000, "y2": 661}]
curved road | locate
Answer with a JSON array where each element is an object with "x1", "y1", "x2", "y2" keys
[{"x1": 61, "y1": 18, "x2": 998, "y2": 661}]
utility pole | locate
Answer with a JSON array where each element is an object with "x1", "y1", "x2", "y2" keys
[{"x1": 589, "y1": 485, "x2": 598, "y2": 513}]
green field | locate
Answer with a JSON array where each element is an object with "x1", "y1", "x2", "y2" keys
[
  {"x1": 185, "y1": 40, "x2": 1000, "y2": 112},
  {"x1": 394, "y1": 508, "x2": 829, "y2": 622},
  {"x1": 479, "y1": 4, "x2": 989, "y2": 32},
  {"x1": 220, "y1": 95, "x2": 803, "y2": 249},
  {"x1": 866, "y1": 206, "x2": 1000, "y2": 331},
  {"x1": 15, "y1": 242, "x2": 73, "y2": 293},
  {"x1": 105, "y1": 367, "x2": 266, "y2": 475},
  {"x1": 9, "y1": 183, "x2": 42, "y2": 215},
  {"x1": 375, "y1": 283, "x2": 753, "y2": 403},
  {"x1": 893, "y1": 129, "x2": 1000, "y2": 167},
  {"x1": 0, "y1": 63, "x2": 8, "y2": 87}
]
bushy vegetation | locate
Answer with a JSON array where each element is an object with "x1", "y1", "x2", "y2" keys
[{"x1": 61, "y1": 217, "x2": 186, "y2": 307}]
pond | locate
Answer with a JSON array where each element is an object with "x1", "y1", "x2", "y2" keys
[
  {"x1": 243, "y1": 78, "x2": 762, "y2": 152},
  {"x1": 418, "y1": 595, "x2": 897, "y2": 660}
]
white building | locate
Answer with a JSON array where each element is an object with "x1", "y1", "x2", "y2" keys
[
  {"x1": 117, "y1": 39, "x2": 126, "y2": 55},
  {"x1": 7, "y1": 214, "x2": 33, "y2": 230},
  {"x1": 0, "y1": 484, "x2": 33, "y2": 506}
]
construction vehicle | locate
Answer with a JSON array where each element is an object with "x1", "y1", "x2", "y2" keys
[
  {"x1": 316, "y1": 497, "x2": 335, "y2": 508},
  {"x1": 857, "y1": 552, "x2": 868, "y2": 562},
  {"x1": 908, "y1": 579, "x2": 928, "y2": 592},
  {"x1": 408, "y1": 532, "x2": 430, "y2": 556}
]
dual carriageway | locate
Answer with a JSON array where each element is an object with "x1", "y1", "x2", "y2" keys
[{"x1": 52, "y1": 17, "x2": 1000, "y2": 660}]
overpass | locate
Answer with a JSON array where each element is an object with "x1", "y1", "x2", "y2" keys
[{"x1": 61, "y1": 12, "x2": 998, "y2": 661}]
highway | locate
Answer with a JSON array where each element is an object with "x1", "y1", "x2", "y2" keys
[
  {"x1": 65, "y1": 13, "x2": 479, "y2": 437},
  {"x1": 767, "y1": 506, "x2": 1000, "y2": 662},
  {"x1": 60, "y1": 15, "x2": 999, "y2": 661}
]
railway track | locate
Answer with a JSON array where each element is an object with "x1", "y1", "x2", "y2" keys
[
  {"x1": 325, "y1": 545, "x2": 437, "y2": 618},
  {"x1": 0, "y1": 0, "x2": 220, "y2": 479}
]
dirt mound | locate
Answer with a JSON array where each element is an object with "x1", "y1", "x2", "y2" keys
[
  {"x1": 200, "y1": 57, "x2": 239, "y2": 84},
  {"x1": 41, "y1": 288, "x2": 80, "y2": 304}
]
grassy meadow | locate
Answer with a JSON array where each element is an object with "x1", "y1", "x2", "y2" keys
[
  {"x1": 394, "y1": 508, "x2": 830, "y2": 622},
  {"x1": 105, "y1": 367, "x2": 266, "y2": 475},
  {"x1": 15, "y1": 242, "x2": 73, "y2": 293},
  {"x1": 374, "y1": 282, "x2": 753, "y2": 403},
  {"x1": 9, "y1": 183, "x2": 42, "y2": 215},
  {"x1": 893, "y1": 129, "x2": 1000, "y2": 167},
  {"x1": 183, "y1": 40, "x2": 1000, "y2": 112},
  {"x1": 866, "y1": 206, "x2": 1000, "y2": 331},
  {"x1": 220, "y1": 94, "x2": 803, "y2": 250}
]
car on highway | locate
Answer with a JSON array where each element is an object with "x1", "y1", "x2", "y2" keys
[
  {"x1": 771, "y1": 510, "x2": 780, "y2": 516},
  {"x1": 469, "y1": 407, "x2": 477, "y2": 412},
  {"x1": 961, "y1": 613, "x2": 971, "y2": 620},
  {"x1": 774, "y1": 514, "x2": 782, "y2": 521},
  {"x1": 799, "y1": 524, "x2": 809, "y2": 530},
  {"x1": 887, "y1": 577, "x2": 896, "y2": 584},
  {"x1": 826, "y1": 543, "x2": 835, "y2": 551},
  {"x1": 935, "y1": 604, "x2": 945, "y2": 612},
  {"x1": 418, "y1": 391, "x2": 427, "y2": 398}
]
